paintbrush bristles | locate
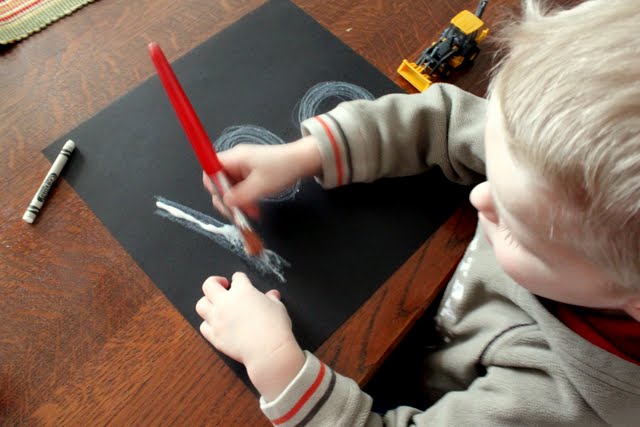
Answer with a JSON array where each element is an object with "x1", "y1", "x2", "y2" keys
[
  {"x1": 228, "y1": 202, "x2": 264, "y2": 256},
  {"x1": 240, "y1": 227, "x2": 264, "y2": 256}
]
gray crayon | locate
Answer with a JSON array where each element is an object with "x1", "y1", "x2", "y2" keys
[{"x1": 22, "y1": 139, "x2": 75, "y2": 224}]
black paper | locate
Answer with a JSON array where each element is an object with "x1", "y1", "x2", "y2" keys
[{"x1": 45, "y1": 0, "x2": 466, "y2": 377}]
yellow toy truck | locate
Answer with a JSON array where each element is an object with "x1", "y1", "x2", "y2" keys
[{"x1": 398, "y1": 0, "x2": 489, "y2": 92}]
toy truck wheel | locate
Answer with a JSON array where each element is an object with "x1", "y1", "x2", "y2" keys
[{"x1": 462, "y1": 46, "x2": 480, "y2": 67}]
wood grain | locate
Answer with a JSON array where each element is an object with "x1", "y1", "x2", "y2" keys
[{"x1": 0, "y1": 0, "x2": 540, "y2": 424}]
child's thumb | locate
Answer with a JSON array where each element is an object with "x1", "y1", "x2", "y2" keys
[{"x1": 265, "y1": 289, "x2": 281, "y2": 301}]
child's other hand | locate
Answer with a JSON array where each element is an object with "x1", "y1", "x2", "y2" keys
[
  {"x1": 196, "y1": 273, "x2": 305, "y2": 400},
  {"x1": 202, "y1": 136, "x2": 322, "y2": 218}
]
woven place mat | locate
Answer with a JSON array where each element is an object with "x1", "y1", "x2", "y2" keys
[{"x1": 0, "y1": 0, "x2": 95, "y2": 44}]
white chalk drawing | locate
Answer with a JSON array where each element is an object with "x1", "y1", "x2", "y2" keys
[
  {"x1": 293, "y1": 81, "x2": 375, "y2": 127},
  {"x1": 154, "y1": 81, "x2": 374, "y2": 282},
  {"x1": 155, "y1": 197, "x2": 289, "y2": 282}
]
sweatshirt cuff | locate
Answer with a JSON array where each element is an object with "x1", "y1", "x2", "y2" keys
[
  {"x1": 259, "y1": 350, "x2": 336, "y2": 426},
  {"x1": 301, "y1": 113, "x2": 353, "y2": 189}
]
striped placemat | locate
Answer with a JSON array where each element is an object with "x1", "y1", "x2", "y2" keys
[{"x1": 1, "y1": 0, "x2": 96, "y2": 44}]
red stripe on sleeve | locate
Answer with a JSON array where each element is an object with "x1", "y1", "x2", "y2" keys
[
  {"x1": 0, "y1": 0, "x2": 44, "y2": 22},
  {"x1": 272, "y1": 362, "x2": 326, "y2": 425},
  {"x1": 314, "y1": 116, "x2": 344, "y2": 186}
]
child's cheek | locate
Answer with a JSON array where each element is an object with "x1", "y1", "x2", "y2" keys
[
  {"x1": 493, "y1": 243, "x2": 529, "y2": 286},
  {"x1": 477, "y1": 213, "x2": 495, "y2": 246}
]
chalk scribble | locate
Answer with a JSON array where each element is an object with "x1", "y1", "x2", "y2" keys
[
  {"x1": 155, "y1": 196, "x2": 289, "y2": 283},
  {"x1": 294, "y1": 81, "x2": 375, "y2": 126},
  {"x1": 154, "y1": 81, "x2": 374, "y2": 283}
]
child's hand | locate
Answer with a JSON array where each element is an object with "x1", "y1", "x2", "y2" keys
[
  {"x1": 203, "y1": 135, "x2": 322, "y2": 218},
  {"x1": 196, "y1": 273, "x2": 305, "y2": 400}
]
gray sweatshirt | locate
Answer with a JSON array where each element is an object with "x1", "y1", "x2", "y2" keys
[{"x1": 259, "y1": 84, "x2": 640, "y2": 426}]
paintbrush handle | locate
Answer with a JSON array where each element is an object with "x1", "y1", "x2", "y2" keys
[
  {"x1": 148, "y1": 42, "x2": 264, "y2": 256},
  {"x1": 148, "y1": 42, "x2": 223, "y2": 175}
]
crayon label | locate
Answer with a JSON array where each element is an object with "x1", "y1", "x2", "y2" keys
[{"x1": 37, "y1": 173, "x2": 58, "y2": 202}]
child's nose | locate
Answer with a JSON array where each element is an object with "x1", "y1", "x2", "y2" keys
[{"x1": 470, "y1": 181, "x2": 499, "y2": 224}]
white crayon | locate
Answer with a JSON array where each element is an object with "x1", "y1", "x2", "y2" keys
[{"x1": 22, "y1": 140, "x2": 76, "y2": 224}]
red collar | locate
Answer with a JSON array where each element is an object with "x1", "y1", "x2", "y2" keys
[{"x1": 551, "y1": 302, "x2": 640, "y2": 366}]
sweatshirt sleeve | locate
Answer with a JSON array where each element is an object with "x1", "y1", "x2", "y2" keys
[
  {"x1": 300, "y1": 83, "x2": 487, "y2": 189},
  {"x1": 259, "y1": 351, "x2": 374, "y2": 427},
  {"x1": 260, "y1": 347, "x2": 601, "y2": 427}
]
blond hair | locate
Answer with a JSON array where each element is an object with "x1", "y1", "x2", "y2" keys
[{"x1": 489, "y1": 0, "x2": 640, "y2": 290}]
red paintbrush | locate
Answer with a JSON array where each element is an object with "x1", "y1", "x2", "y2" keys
[{"x1": 148, "y1": 42, "x2": 263, "y2": 256}]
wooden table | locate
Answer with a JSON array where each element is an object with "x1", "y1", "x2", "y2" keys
[{"x1": 1, "y1": 0, "x2": 516, "y2": 424}]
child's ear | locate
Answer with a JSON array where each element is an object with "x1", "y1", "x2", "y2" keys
[{"x1": 623, "y1": 295, "x2": 640, "y2": 322}]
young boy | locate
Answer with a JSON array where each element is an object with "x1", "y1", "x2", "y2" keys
[{"x1": 195, "y1": 0, "x2": 640, "y2": 424}]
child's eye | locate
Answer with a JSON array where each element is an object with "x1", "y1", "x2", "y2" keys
[{"x1": 498, "y1": 221, "x2": 519, "y2": 248}]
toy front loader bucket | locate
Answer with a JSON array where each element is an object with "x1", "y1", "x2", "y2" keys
[{"x1": 397, "y1": 59, "x2": 434, "y2": 92}]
